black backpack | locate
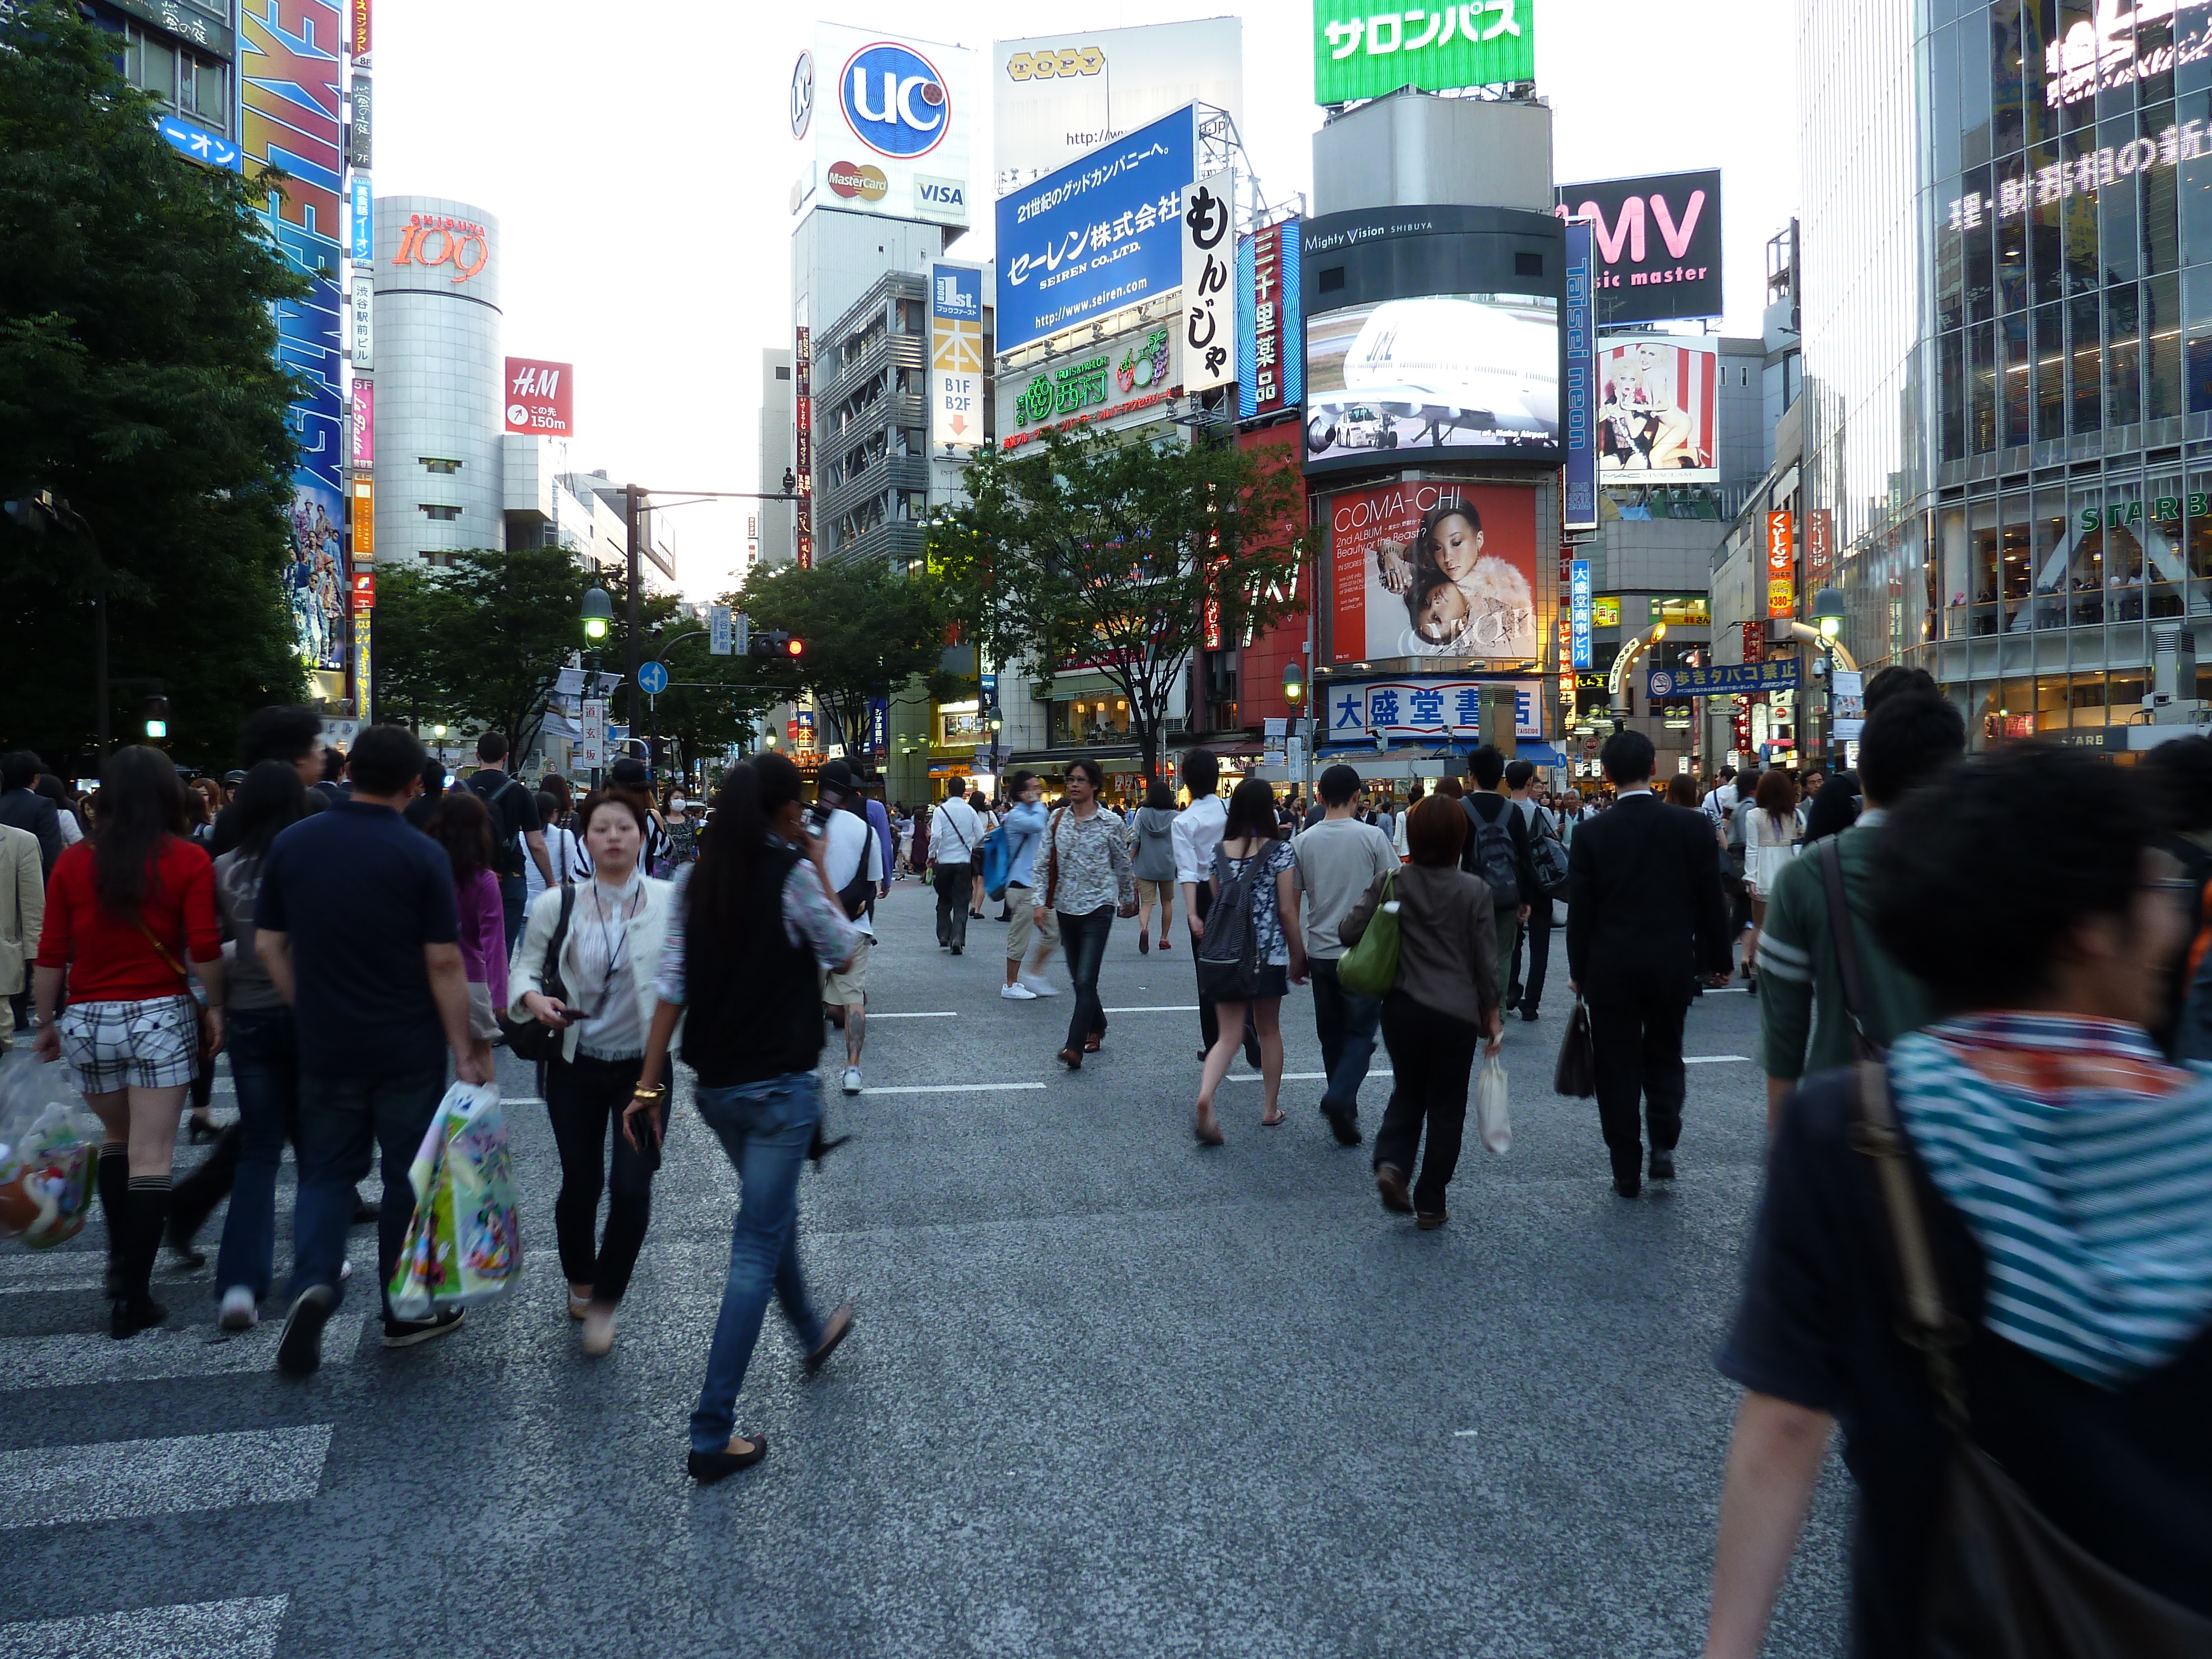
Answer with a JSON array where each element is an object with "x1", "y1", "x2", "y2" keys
[
  {"x1": 1196, "y1": 843, "x2": 1268, "y2": 1001},
  {"x1": 1527, "y1": 810, "x2": 1569, "y2": 899},
  {"x1": 835, "y1": 817, "x2": 877, "y2": 921},
  {"x1": 1461, "y1": 795, "x2": 1521, "y2": 908}
]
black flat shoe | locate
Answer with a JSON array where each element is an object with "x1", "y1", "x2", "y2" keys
[
  {"x1": 109, "y1": 1296, "x2": 168, "y2": 1340},
  {"x1": 687, "y1": 1435, "x2": 768, "y2": 1484},
  {"x1": 1613, "y1": 1173, "x2": 1642, "y2": 1199},
  {"x1": 1648, "y1": 1149, "x2": 1676, "y2": 1180},
  {"x1": 1323, "y1": 1104, "x2": 1362, "y2": 1147},
  {"x1": 805, "y1": 1302, "x2": 854, "y2": 1375}
]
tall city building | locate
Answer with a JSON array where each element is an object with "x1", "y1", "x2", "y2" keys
[
  {"x1": 1804, "y1": 0, "x2": 2212, "y2": 743},
  {"x1": 371, "y1": 197, "x2": 505, "y2": 566}
]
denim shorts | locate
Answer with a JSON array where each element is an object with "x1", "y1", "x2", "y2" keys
[{"x1": 59, "y1": 995, "x2": 199, "y2": 1093}]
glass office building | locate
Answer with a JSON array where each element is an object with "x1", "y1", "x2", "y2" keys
[{"x1": 1807, "y1": 0, "x2": 2212, "y2": 742}]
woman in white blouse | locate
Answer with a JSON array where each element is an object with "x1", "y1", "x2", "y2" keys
[
  {"x1": 1739, "y1": 769, "x2": 1805, "y2": 995},
  {"x1": 509, "y1": 791, "x2": 677, "y2": 1355}
]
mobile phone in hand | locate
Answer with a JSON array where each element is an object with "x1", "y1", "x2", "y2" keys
[{"x1": 633, "y1": 1105, "x2": 663, "y2": 1172}]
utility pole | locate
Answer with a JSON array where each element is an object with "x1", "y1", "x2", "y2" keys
[{"x1": 623, "y1": 484, "x2": 644, "y2": 742}]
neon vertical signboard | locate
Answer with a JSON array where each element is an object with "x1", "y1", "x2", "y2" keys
[
  {"x1": 243, "y1": 0, "x2": 348, "y2": 679},
  {"x1": 1237, "y1": 220, "x2": 1302, "y2": 420},
  {"x1": 351, "y1": 378, "x2": 373, "y2": 468},
  {"x1": 1766, "y1": 511, "x2": 1796, "y2": 618},
  {"x1": 1562, "y1": 218, "x2": 1596, "y2": 533},
  {"x1": 1313, "y1": 0, "x2": 1534, "y2": 104},
  {"x1": 994, "y1": 104, "x2": 1197, "y2": 353},
  {"x1": 793, "y1": 325, "x2": 813, "y2": 570},
  {"x1": 1569, "y1": 559, "x2": 1593, "y2": 669},
  {"x1": 930, "y1": 262, "x2": 985, "y2": 453}
]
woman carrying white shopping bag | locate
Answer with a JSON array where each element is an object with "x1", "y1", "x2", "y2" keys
[{"x1": 1338, "y1": 795, "x2": 1505, "y2": 1231}]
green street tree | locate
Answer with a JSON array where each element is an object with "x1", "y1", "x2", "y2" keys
[
  {"x1": 0, "y1": 1, "x2": 310, "y2": 774},
  {"x1": 928, "y1": 425, "x2": 1310, "y2": 782},
  {"x1": 737, "y1": 557, "x2": 953, "y2": 765},
  {"x1": 369, "y1": 547, "x2": 589, "y2": 759}
]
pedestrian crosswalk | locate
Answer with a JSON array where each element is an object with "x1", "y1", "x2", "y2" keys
[
  {"x1": 3, "y1": 1595, "x2": 289, "y2": 1659},
  {"x1": 0, "y1": 1093, "x2": 362, "y2": 1651}
]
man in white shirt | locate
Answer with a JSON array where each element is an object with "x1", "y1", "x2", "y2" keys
[
  {"x1": 1292, "y1": 765, "x2": 1400, "y2": 1143},
  {"x1": 927, "y1": 787, "x2": 984, "y2": 954},
  {"x1": 817, "y1": 760, "x2": 884, "y2": 1094},
  {"x1": 1171, "y1": 747, "x2": 1259, "y2": 1067}
]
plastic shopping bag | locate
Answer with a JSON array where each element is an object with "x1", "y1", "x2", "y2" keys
[
  {"x1": 1476, "y1": 1053, "x2": 1511, "y2": 1156},
  {"x1": 0, "y1": 1056, "x2": 105, "y2": 1250},
  {"x1": 386, "y1": 1082, "x2": 521, "y2": 1319}
]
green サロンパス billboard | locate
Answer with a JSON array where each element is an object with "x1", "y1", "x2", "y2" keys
[{"x1": 1313, "y1": 1, "x2": 1533, "y2": 105}]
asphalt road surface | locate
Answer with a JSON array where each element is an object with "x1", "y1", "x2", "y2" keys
[{"x1": 1, "y1": 881, "x2": 1849, "y2": 1657}]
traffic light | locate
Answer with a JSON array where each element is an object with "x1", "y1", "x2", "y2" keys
[
  {"x1": 746, "y1": 630, "x2": 804, "y2": 660},
  {"x1": 142, "y1": 695, "x2": 169, "y2": 740}
]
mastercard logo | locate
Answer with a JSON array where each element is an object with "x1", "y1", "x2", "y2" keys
[{"x1": 827, "y1": 160, "x2": 889, "y2": 203}]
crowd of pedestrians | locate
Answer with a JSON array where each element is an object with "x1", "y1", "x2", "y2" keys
[{"x1": 11, "y1": 674, "x2": 2212, "y2": 1645}]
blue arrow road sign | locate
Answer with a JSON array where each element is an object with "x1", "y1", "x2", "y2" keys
[{"x1": 636, "y1": 661, "x2": 669, "y2": 695}]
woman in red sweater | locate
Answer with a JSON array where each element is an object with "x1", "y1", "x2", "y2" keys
[{"x1": 33, "y1": 745, "x2": 226, "y2": 1338}]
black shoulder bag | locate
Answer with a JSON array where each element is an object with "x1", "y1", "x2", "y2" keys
[
  {"x1": 497, "y1": 882, "x2": 577, "y2": 1065},
  {"x1": 1850, "y1": 1061, "x2": 2212, "y2": 1654}
]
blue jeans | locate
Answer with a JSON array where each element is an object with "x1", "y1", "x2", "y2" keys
[
  {"x1": 212, "y1": 1008, "x2": 300, "y2": 1301},
  {"x1": 499, "y1": 873, "x2": 528, "y2": 956},
  {"x1": 290, "y1": 1066, "x2": 445, "y2": 1316},
  {"x1": 1308, "y1": 957, "x2": 1382, "y2": 1114},
  {"x1": 688, "y1": 1071, "x2": 825, "y2": 1453}
]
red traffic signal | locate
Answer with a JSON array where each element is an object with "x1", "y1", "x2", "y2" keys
[{"x1": 786, "y1": 637, "x2": 805, "y2": 658}]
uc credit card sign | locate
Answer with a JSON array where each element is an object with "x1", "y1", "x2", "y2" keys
[{"x1": 995, "y1": 104, "x2": 1196, "y2": 353}]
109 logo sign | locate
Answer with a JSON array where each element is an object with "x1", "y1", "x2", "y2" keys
[{"x1": 839, "y1": 40, "x2": 948, "y2": 159}]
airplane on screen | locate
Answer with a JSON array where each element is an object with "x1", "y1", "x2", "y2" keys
[{"x1": 1306, "y1": 297, "x2": 1558, "y2": 453}]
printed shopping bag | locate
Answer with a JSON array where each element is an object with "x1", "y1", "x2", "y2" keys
[
  {"x1": 0, "y1": 1056, "x2": 105, "y2": 1249},
  {"x1": 387, "y1": 1082, "x2": 521, "y2": 1319}
]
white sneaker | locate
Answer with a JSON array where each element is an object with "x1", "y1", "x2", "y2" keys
[
  {"x1": 1000, "y1": 982, "x2": 1038, "y2": 1000},
  {"x1": 842, "y1": 1065, "x2": 862, "y2": 1095},
  {"x1": 218, "y1": 1286, "x2": 259, "y2": 1331},
  {"x1": 1020, "y1": 974, "x2": 1061, "y2": 997}
]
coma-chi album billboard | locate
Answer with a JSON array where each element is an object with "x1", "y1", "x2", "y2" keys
[
  {"x1": 1597, "y1": 336, "x2": 1717, "y2": 480},
  {"x1": 1328, "y1": 481, "x2": 1539, "y2": 664}
]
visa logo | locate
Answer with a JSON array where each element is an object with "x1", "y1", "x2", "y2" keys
[{"x1": 919, "y1": 180, "x2": 965, "y2": 207}]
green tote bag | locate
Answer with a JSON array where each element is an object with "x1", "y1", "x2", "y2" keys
[{"x1": 1335, "y1": 872, "x2": 1401, "y2": 998}]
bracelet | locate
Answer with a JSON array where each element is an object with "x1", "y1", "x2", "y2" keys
[{"x1": 630, "y1": 1083, "x2": 666, "y2": 1101}]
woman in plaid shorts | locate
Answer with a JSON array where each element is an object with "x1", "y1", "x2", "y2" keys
[{"x1": 32, "y1": 746, "x2": 226, "y2": 1338}]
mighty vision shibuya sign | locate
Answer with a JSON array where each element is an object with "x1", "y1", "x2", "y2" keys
[{"x1": 1312, "y1": 1, "x2": 1533, "y2": 103}]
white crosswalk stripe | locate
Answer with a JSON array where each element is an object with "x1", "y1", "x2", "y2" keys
[
  {"x1": 0, "y1": 1595, "x2": 289, "y2": 1658},
  {"x1": 0, "y1": 1425, "x2": 331, "y2": 1527},
  {"x1": 0, "y1": 1311, "x2": 369, "y2": 1391}
]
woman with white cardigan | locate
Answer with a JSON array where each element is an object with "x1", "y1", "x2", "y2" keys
[
  {"x1": 509, "y1": 790, "x2": 677, "y2": 1355},
  {"x1": 1739, "y1": 769, "x2": 1806, "y2": 995}
]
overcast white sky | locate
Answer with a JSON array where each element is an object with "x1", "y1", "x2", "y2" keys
[{"x1": 375, "y1": 0, "x2": 1796, "y2": 597}]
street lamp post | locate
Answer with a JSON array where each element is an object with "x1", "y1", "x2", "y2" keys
[
  {"x1": 1812, "y1": 587, "x2": 1846, "y2": 769},
  {"x1": 1281, "y1": 662, "x2": 1306, "y2": 797}
]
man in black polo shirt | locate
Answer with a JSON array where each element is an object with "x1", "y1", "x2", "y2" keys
[
  {"x1": 466, "y1": 730, "x2": 555, "y2": 953},
  {"x1": 254, "y1": 724, "x2": 487, "y2": 1375}
]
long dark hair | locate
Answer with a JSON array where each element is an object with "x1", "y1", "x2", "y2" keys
[
  {"x1": 92, "y1": 745, "x2": 187, "y2": 915},
  {"x1": 1144, "y1": 777, "x2": 1173, "y2": 810},
  {"x1": 425, "y1": 789, "x2": 495, "y2": 883},
  {"x1": 231, "y1": 759, "x2": 309, "y2": 866},
  {"x1": 686, "y1": 753, "x2": 804, "y2": 943},
  {"x1": 1223, "y1": 776, "x2": 1278, "y2": 844}
]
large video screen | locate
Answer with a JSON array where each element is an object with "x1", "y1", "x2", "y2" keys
[
  {"x1": 1305, "y1": 295, "x2": 1558, "y2": 469},
  {"x1": 1299, "y1": 206, "x2": 1562, "y2": 478}
]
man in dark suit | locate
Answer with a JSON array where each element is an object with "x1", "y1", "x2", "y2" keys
[
  {"x1": 0, "y1": 752, "x2": 61, "y2": 873},
  {"x1": 1566, "y1": 730, "x2": 1732, "y2": 1197}
]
